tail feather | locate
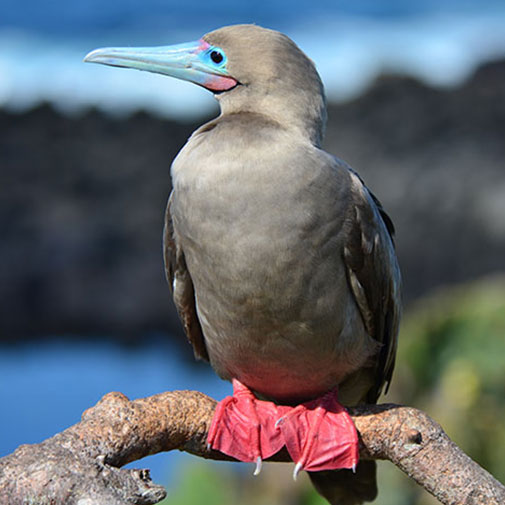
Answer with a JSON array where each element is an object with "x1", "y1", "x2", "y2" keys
[{"x1": 308, "y1": 461, "x2": 377, "y2": 505}]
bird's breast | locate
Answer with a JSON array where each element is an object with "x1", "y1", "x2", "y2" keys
[{"x1": 170, "y1": 131, "x2": 368, "y2": 401}]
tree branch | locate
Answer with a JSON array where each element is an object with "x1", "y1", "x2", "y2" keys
[{"x1": 0, "y1": 390, "x2": 503, "y2": 504}]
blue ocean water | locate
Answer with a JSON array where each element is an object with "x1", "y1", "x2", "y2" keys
[
  {"x1": 1, "y1": 0, "x2": 505, "y2": 118},
  {"x1": 0, "y1": 338, "x2": 233, "y2": 483}
]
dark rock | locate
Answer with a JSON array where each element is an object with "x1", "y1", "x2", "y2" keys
[
  {"x1": 324, "y1": 59, "x2": 505, "y2": 301},
  {"x1": 1, "y1": 59, "x2": 504, "y2": 341}
]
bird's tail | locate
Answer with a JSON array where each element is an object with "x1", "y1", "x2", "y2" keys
[{"x1": 308, "y1": 461, "x2": 377, "y2": 505}]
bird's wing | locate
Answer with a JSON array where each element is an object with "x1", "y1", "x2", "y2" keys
[
  {"x1": 163, "y1": 194, "x2": 209, "y2": 361},
  {"x1": 343, "y1": 169, "x2": 401, "y2": 403}
]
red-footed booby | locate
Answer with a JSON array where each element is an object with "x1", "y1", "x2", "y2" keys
[{"x1": 85, "y1": 24, "x2": 401, "y2": 505}]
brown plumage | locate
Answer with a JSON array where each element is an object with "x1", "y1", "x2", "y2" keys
[{"x1": 86, "y1": 24, "x2": 401, "y2": 504}]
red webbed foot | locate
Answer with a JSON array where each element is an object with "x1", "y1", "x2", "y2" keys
[
  {"x1": 276, "y1": 389, "x2": 359, "y2": 479},
  {"x1": 207, "y1": 379, "x2": 284, "y2": 474},
  {"x1": 207, "y1": 382, "x2": 359, "y2": 478}
]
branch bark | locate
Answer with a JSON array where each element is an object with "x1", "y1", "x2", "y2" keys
[{"x1": 0, "y1": 390, "x2": 503, "y2": 505}]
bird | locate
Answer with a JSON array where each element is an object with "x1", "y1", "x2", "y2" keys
[{"x1": 85, "y1": 24, "x2": 401, "y2": 505}]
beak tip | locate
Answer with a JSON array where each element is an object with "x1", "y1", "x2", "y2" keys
[{"x1": 83, "y1": 49, "x2": 100, "y2": 64}]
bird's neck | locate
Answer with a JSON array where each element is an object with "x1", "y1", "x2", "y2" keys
[{"x1": 216, "y1": 86, "x2": 327, "y2": 147}]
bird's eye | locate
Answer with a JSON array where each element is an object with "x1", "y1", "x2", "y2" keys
[{"x1": 210, "y1": 50, "x2": 224, "y2": 64}]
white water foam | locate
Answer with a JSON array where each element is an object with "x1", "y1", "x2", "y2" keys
[{"x1": 1, "y1": 11, "x2": 504, "y2": 119}]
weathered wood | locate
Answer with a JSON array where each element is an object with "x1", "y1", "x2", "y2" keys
[{"x1": 0, "y1": 390, "x2": 503, "y2": 504}]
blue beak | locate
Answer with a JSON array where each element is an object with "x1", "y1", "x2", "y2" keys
[{"x1": 84, "y1": 39, "x2": 237, "y2": 92}]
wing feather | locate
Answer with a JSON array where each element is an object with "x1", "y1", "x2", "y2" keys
[
  {"x1": 343, "y1": 171, "x2": 401, "y2": 403},
  {"x1": 163, "y1": 194, "x2": 209, "y2": 361}
]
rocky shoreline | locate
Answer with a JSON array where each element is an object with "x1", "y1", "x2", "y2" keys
[{"x1": 2, "y1": 59, "x2": 504, "y2": 341}]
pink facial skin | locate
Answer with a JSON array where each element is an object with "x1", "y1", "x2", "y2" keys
[
  {"x1": 204, "y1": 75, "x2": 238, "y2": 91},
  {"x1": 199, "y1": 39, "x2": 212, "y2": 50}
]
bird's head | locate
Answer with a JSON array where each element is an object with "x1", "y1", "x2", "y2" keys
[{"x1": 85, "y1": 24, "x2": 326, "y2": 144}]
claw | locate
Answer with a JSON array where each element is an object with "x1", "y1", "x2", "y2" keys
[
  {"x1": 206, "y1": 443, "x2": 211, "y2": 451},
  {"x1": 293, "y1": 461, "x2": 303, "y2": 481},
  {"x1": 253, "y1": 456, "x2": 262, "y2": 476},
  {"x1": 275, "y1": 417, "x2": 284, "y2": 428},
  {"x1": 352, "y1": 463, "x2": 356, "y2": 473}
]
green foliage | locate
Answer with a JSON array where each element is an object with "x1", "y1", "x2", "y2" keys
[
  {"x1": 161, "y1": 275, "x2": 505, "y2": 504},
  {"x1": 376, "y1": 275, "x2": 505, "y2": 504},
  {"x1": 158, "y1": 463, "x2": 238, "y2": 505},
  {"x1": 396, "y1": 276, "x2": 505, "y2": 482}
]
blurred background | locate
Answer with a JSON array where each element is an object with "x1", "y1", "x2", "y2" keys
[{"x1": 1, "y1": 1, "x2": 505, "y2": 504}]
